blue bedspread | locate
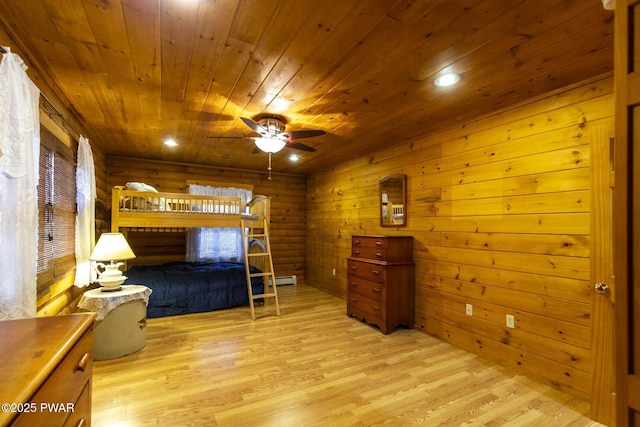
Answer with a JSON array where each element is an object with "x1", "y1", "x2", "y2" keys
[{"x1": 123, "y1": 262, "x2": 264, "y2": 318}]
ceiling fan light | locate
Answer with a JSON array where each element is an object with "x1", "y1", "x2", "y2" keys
[
  {"x1": 602, "y1": 0, "x2": 615, "y2": 9},
  {"x1": 434, "y1": 72, "x2": 460, "y2": 87},
  {"x1": 255, "y1": 137, "x2": 286, "y2": 153}
]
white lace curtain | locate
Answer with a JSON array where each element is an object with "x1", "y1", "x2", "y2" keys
[
  {"x1": 0, "y1": 47, "x2": 40, "y2": 319},
  {"x1": 74, "y1": 136, "x2": 96, "y2": 287},
  {"x1": 186, "y1": 185, "x2": 252, "y2": 263}
]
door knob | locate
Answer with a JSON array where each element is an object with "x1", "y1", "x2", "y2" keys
[{"x1": 594, "y1": 282, "x2": 609, "y2": 294}]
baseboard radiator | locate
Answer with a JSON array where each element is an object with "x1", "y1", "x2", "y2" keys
[{"x1": 269, "y1": 275, "x2": 297, "y2": 286}]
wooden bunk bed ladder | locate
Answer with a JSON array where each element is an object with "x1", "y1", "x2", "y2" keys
[{"x1": 242, "y1": 218, "x2": 280, "y2": 320}]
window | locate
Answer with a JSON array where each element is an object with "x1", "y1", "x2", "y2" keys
[
  {"x1": 186, "y1": 185, "x2": 252, "y2": 263},
  {"x1": 36, "y1": 125, "x2": 76, "y2": 300},
  {"x1": 195, "y1": 227, "x2": 245, "y2": 262}
]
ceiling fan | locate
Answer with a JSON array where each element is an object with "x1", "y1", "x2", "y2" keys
[{"x1": 208, "y1": 115, "x2": 325, "y2": 178}]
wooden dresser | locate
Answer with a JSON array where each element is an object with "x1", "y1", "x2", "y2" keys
[
  {"x1": 0, "y1": 313, "x2": 95, "y2": 427},
  {"x1": 347, "y1": 235, "x2": 414, "y2": 334}
]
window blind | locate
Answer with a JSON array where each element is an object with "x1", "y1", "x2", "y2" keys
[{"x1": 36, "y1": 125, "x2": 76, "y2": 299}]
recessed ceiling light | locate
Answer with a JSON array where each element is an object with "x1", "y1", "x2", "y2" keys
[
  {"x1": 164, "y1": 138, "x2": 178, "y2": 147},
  {"x1": 434, "y1": 72, "x2": 461, "y2": 87},
  {"x1": 289, "y1": 153, "x2": 300, "y2": 162}
]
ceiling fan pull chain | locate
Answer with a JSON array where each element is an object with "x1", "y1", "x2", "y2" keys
[{"x1": 267, "y1": 152, "x2": 273, "y2": 180}]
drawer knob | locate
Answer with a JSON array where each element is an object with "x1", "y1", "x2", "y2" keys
[
  {"x1": 375, "y1": 252, "x2": 383, "y2": 258},
  {"x1": 351, "y1": 282, "x2": 357, "y2": 287},
  {"x1": 354, "y1": 249, "x2": 361, "y2": 255},
  {"x1": 375, "y1": 241, "x2": 383, "y2": 246},
  {"x1": 354, "y1": 240, "x2": 360, "y2": 245},
  {"x1": 77, "y1": 353, "x2": 90, "y2": 372},
  {"x1": 350, "y1": 298, "x2": 358, "y2": 302},
  {"x1": 371, "y1": 270, "x2": 380, "y2": 275},
  {"x1": 373, "y1": 288, "x2": 380, "y2": 293},
  {"x1": 350, "y1": 266, "x2": 357, "y2": 270},
  {"x1": 373, "y1": 305, "x2": 380, "y2": 311}
]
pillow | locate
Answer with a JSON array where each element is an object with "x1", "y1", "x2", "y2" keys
[
  {"x1": 122, "y1": 182, "x2": 170, "y2": 211},
  {"x1": 126, "y1": 182, "x2": 158, "y2": 192}
]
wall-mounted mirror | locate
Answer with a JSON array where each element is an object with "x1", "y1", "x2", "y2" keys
[{"x1": 380, "y1": 174, "x2": 406, "y2": 227}]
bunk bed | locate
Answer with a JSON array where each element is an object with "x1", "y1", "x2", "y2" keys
[
  {"x1": 110, "y1": 185, "x2": 271, "y2": 318},
  {"x1": 111, "y1": 185, "x2": 269, "y2": 231}
]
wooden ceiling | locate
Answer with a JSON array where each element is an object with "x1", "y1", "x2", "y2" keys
[{"x1": 0, "y1": 0, "x2": 613, "y2": 175}]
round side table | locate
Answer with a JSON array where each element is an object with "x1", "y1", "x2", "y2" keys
[{"x1": 78, "y1": 285, "x2": 152, "y2": 360}]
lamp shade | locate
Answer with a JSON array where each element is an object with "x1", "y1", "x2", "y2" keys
[
  {"x1": 89, "y1": 232, "x2": 136, "y2": 261},
  {"x1": 254, "y1": 137, "x2": 286, "y2": 153}
]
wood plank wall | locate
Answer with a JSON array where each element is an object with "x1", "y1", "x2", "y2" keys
[
  {"x1": 306, "y1": 76, "x2": 614, "y2": 399},
  {"x1": 106, "y1": 158, "x2": 307, "y2": 283}
]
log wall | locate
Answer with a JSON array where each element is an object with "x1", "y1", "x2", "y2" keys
[
  {"x1": 106, "y1": 158, "x2": 307, "y2": 283},
  {"x1": 306, "y1": 76, "x2": 614, "y2": 398}
]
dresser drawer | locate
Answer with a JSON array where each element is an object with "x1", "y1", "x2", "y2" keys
[
  {"x1": 63, "y1": 382, "x2": 91, "y2": 427},
  {"x1": 347, "y1": 259, "x2": 385, "y2": 283},
  {"x1": 351, "y1": 235, "x2": 412, "y2": 261},
  {"x1": 352, "y1": 236, "x2": 387, "y2": 249},
  {"x1": 348, "y1": 276, "x2": 385, "y2": 301},
  {"x1": 351, "y1": 246, "x2": 386, "y2": 260},
  {"x1": 36, "y1": 328, "x2": 92, "y2": 404},
  {"x1": 347, "y1": 293, "x2": 385, "y2": 320},
  {"x1": 12, "y1": 329, "x2": 92, "y2": 427}
]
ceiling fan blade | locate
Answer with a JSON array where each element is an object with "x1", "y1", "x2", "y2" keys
[
  {"x1": 286, "y1": 142, "x2": 316, "y2": 152},
  {"x1": 284, "y1": 129, "x2": 325, "y2": 140},
  {"x1": 240, "y1": 117, "x2": 266, "y2": 135}
]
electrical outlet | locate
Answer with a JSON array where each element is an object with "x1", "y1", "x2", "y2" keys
[
  {"x1": 506, "y1": 314, "x2": 515, "y2": 329},
  {"x1": 465, "y1": 304, "x2": 473, "y2": 316}
]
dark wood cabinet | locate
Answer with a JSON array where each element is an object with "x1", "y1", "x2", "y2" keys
[{"x1": 347, "y1": 235, "x2": 414, "y2": 334}]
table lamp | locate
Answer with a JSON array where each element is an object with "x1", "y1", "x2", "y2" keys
[{"x1": 89, "y1": 232, "x2": 136, "y2": 291}]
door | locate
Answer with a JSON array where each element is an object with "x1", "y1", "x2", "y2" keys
[
  {"x1": 614, "y1": 1, "x2": 640, "y2": 425},
  {"x1": 591, "y1": 124, "x2": 616, "y2": 425}
]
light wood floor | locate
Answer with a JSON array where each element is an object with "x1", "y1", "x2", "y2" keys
[{"x1": 92, "y1": 284, "x2": 603, "y2": 427}]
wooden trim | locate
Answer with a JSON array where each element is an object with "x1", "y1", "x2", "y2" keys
[
  {"x1": 630, "y1": 375, "x2": 640, "y2": 412},
  {"x1": 110, "y1": 155, "x2": 305, "y2": 178},
  {"x1": 613, "y1": 0, "x2": 640, "y2": 425},
  {"x1": 627, "y1": 72, "x2": 639, "y2": 105},
  {"x1": 39, "y1": 105, "x2": 74, "y2": 149}
]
